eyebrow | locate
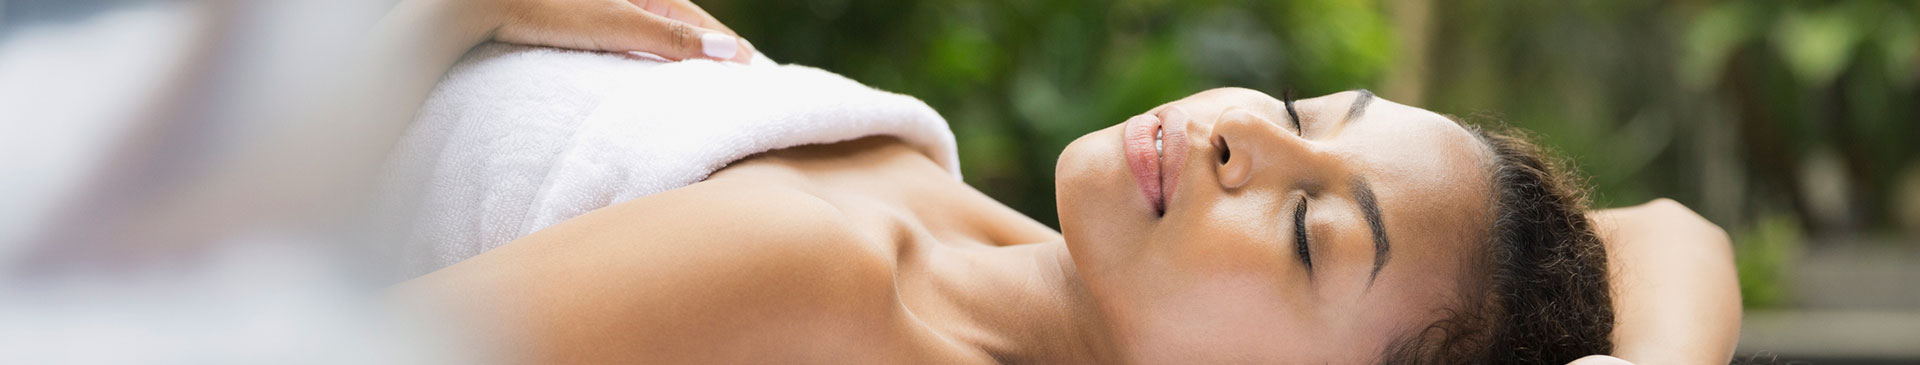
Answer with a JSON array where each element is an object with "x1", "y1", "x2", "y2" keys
[
  {"x1": 1352, "y1": 177, "x2": 1391, "y2": 286},
  {"x1": 1339, "y1": 89, "x2": 1388, "y2": 285},
  {"x1": 1345, "y1": 89, "x2": 1375, "y2": 124}
]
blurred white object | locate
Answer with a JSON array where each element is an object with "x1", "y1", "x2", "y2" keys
[
  {"x1": 0, "y1": 235, "x2": 471, "y2": 364},
  {"x1": 0, "y1": 1, "x2": 202, "y2": 260},
  {"x1": 0, "y1": 0, "x2": 471, "y2": 362}
]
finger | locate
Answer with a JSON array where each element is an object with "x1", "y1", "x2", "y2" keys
[
  {"x1": 637, "y1": 0, "x2": 755, "y2": 61},
  {"x1": 609, "y1": 9, "x2": 750, "y2": 63},
  {"x1": 637, "y1": 0, "x2": 755, "y2": 62},
  {"x1": 631, "y1": 0, "x2": 737, "y2": 37}
]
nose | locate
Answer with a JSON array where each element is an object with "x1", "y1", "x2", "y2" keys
[{"x1": 1209, "y1": 107, "x2": 1319, "y2": 190}]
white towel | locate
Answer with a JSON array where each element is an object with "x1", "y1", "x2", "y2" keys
[{"x1": 380, "y1": 43, "x2": 959, "y2": 275}]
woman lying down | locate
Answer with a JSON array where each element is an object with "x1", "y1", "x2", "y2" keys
[{"x1": 377, "y1": 0, "x2": 1741, "y2": 363}]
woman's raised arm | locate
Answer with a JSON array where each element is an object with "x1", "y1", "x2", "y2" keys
[{"x1": 1593, "y1": 199, "x2": 1742, "y2": 364}]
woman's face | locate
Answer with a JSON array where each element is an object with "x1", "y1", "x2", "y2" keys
[{"x1": 1055, "y1": 88, "x2": 1496, "y2": 362}]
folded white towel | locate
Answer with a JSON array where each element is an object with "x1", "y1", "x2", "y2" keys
[{"x1": 380, "y1": 43, "x2": 959, "y2": 275}]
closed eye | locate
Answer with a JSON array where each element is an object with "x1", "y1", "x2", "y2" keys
[
  {"x1": 1294, "y1": 195, "x2": 1312, "y2": 272},
  {"x1": 1283, "y1": 91, "x2": 1304, "y2": 135}
]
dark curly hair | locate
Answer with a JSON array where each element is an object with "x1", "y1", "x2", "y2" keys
[{"x1": 1377, "y1": 122, "x2": 1615, "y2": 364}]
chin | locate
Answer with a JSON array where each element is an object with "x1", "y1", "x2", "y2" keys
[
  {"x1": 1055, "y1": 125, "x2": 1134, "y2": 228},
  {"x1": 1054, "y1": 124, "x2": 1157, "y2": 278}
]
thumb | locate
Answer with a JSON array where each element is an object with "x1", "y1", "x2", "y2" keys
[{"x1": 609, "y1": 9, "x2": 752, "y2": 63}]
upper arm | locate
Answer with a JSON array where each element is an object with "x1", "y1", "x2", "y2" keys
[
  {"x1": 1593, "y1": 199, "x2": 1741, "y2": 364},
  {"x1": 396, "y1": 179, "x2": 901, "y2": 362}
]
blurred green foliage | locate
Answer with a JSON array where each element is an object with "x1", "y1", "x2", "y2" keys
[
  {"x1": 1735, "y1": 214, "x2": 1802, "y2": 309},
  {"x1": 704, "y1": 0, "x2": 1920, "y2": 308}
]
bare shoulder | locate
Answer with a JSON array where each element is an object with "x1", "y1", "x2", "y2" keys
[{"x1": 401, "y1": 178, "x2": 911, "y2": 362}]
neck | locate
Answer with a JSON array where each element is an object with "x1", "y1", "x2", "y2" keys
[{"x1": 908, "y1": 241, "x2": 1117, "y2": 364}]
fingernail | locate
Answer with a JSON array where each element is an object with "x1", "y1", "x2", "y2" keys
[
  {"x1": 701, "y1": 32, "x2": 739, "y2": 60},
  {"x1": 738, "y1": 39, "x2": 756, "y2": 62}
]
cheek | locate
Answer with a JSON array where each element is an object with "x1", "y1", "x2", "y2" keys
[
  {"x1": 1106, "y1": 208, "x2": 1334, "y2": 358},
  {"x1": 1157, "y1": 194, "x2": 1293, "y2": 279},
  {"x1": 1115, "y1": 265, "x2": 1327, "y2": 360}
]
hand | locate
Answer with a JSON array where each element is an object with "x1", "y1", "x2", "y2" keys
[
  {"x1": 1591, "y1": 199, "x2": 1741, "y2": 364},
  {"x1": 483, "y1": 0, "x2": 755, "y2": 63}
]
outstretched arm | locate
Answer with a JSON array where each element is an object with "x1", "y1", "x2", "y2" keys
[{"x1": 1592, "y1": 199, "x2": 1742, "y2": 364}]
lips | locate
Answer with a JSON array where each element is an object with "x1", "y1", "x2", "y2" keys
[{"x1": 1123, "y1": 111, "x2": 1189, "y2": 215}]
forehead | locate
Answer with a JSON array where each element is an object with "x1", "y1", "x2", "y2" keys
[
  {"x1": 1318, "y1": 95, "x2": 1492, "y2": 213},
  {"x1": 1311, "y1": 93, "x2": 1496, "y2": 328}
]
